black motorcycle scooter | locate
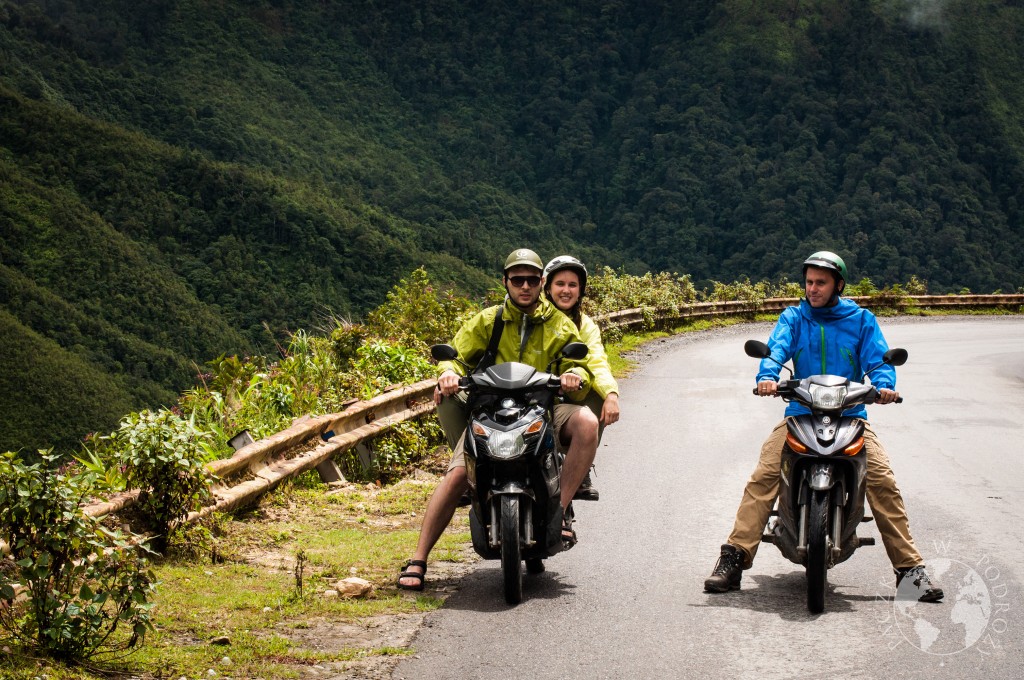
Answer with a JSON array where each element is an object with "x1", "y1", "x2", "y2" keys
[
  {"x1": 744, "y1": 339, "x2": 907, "y2": 613},
  {"x1": 430, "y1": 341, "x2": 588, "y2": 604}
]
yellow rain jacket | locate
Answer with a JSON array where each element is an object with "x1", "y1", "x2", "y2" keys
[
  {"x1": 438, "y1": 297, "x2": 592, "y2": 393},
  {"x1": 575, "y1": 313, "x2": 619, "y2": 401}
]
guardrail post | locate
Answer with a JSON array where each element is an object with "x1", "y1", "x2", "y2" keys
[
  {"x1": 355, "y1": 442, "x2": 373, "y2": 473},
  {"x1": 315, "y1": 459, "x2": 346, "y2": 484}
]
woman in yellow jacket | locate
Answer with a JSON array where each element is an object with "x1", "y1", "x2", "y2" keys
[{"x1": 543, "y1": 255, "x2": 620, "y2": 500}]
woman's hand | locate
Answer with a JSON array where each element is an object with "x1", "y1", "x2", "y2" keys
[{"x1": 601, "y1": 392, "x2": 620, "y2": 425}]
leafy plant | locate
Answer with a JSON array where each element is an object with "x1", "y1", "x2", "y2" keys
[
  {"x1": 72, "y1": 445, "x2": 127, "y2": 495},
  {"x1": 364, "y1": 419, "x2": 445, "y2": 484},
  {"x1": 347, "y1": 340, "x2": 436, "y2": 400},
  {"x1": 365, "y1": 268, "x2": 476, "y2": 350},
  {"x1": 0, "y1": 451, "x2": 156, "y2": 662},
  {"x1": 104, "y1": 410, "x2": 216, "y2": 554}
]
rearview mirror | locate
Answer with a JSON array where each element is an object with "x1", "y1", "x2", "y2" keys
[
  {"x1": 744, "y1": 340, "x2": 771, "y2": 359},
  {"x1": 561, "y1": 342, "x2": 589, "y2": 360},
  {"x1": 883, "y1": 348, "x2": 909, "y2": 367},
  {"x1": 430, "y1": 344, "x2": 459, "y2": 362}
]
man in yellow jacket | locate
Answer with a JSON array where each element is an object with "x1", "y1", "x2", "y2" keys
[{"x1": 397, "y1": 249, "x2": 599, "y2": 590}]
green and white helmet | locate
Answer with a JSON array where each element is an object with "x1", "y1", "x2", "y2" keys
[{"x1": 803, "y1": 251, "x2": 848, "y2": 284}]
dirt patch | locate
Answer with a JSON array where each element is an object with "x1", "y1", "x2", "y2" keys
[
  {"x1": 248, "y1": 556, "x2": 477, "y2": 680},
  {"x1": 207, "y1": 472, "x2": 477, "y2": 680}
]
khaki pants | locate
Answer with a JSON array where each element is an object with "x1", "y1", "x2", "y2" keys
[
  {"x1": 727, "y1": 419, "x2": 923, "y2": 570},
  {"x1": 437, "y1": 392, "x2": 585, "y2": 471}
]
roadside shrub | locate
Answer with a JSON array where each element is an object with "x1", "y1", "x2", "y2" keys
[
  {"x1": 0, "y1": 451, "x2": 156, "y2": 662},
  {"x1": 846, "y1": 278, "x2": 880, "y2": 296},
  {"x1": 365, "y1": 267, "x2": 476, "y2": 350},
  {"x1": 585, "y1": 267, "x2": 698, "y2": 316},
  {"x1": 346, "y1": 339, "x2": 436, "y2": 400},
  {"x1": 104, "y1": 411, "x2": 215, "y2": 554},
  {"x1": 366, "y1": 418, "x2": 445, "y2": 484}
]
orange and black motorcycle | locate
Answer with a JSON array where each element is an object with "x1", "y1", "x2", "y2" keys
[{"x1": 744, "y1": 339, "x2": 907, "y2": 613}]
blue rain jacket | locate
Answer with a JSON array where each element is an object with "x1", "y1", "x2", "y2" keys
[{"x1": 756, "y1": 297, "x2": 896, "y2": 420}]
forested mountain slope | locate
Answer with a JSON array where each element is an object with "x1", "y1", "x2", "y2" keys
[{"x1": 1, "y1": 0, "x2": 1022, "y2": 452}]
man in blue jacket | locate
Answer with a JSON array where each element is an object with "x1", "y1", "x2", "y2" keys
[{"x1": 704, "y1": 251, "x2": 943, "y2": 602}]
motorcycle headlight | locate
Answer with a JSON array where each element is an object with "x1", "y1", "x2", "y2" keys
[
  {"x1": 809, "y1": 384, "x2": 847, "y2": 410},
  {"x1": 472, "y1": 418, "x2": 544, "y2": 460}
]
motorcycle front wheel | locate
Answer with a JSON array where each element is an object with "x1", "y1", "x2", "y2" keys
[
  {"x1": 806, "y1": 489, "x2": 829, "y2": 613},
  {"x1": 500, "y1": 495, "x2": 523, "y2": 604}
]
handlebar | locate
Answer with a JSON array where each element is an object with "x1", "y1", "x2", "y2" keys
[
  {"x1": 750, "y1": 381, "x2": 904, "y2": 403},
  {"x1": 456, "y1": 374, "x2": 564, "y2": 391}
]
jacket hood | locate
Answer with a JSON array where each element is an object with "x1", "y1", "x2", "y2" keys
[
  {"x1": 503, "y1": 295, "x2": 556, "y2": 323},
  {"x1": 799, "y1": 296, "x2": 860, "y2": 323}
]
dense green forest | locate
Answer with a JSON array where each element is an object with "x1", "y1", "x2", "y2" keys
[{"x1": 2, "y1": 0, "x2": 1023, "y2": 453}]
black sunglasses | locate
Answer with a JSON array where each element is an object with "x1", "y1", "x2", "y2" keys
[{"x1": 507, "y1": 275, "x2": 542, "y2": 288}]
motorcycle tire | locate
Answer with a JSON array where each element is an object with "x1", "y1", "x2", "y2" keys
[
  {"x1": 500, "y1": 495, "x2": 523, "y2": 604},
  {"x1": 806, "y1": 489, "x2": 829, "y2": 614}
]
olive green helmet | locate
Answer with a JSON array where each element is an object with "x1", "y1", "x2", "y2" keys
[{"x1": 803, "y1": 251, "x2": 849, "y2": 284}]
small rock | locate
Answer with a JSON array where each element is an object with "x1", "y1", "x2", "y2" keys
[
  {"x1": 204, "y1": 570, "x2": 213, "y2": 576},
  {"x1": 206, "y1": 670, "x2": 218, "y2": 678},
  {"x1": 210, "y1": 635, "x2": 231, "y2": 646},
  {"x1": 323, "y1": 589, "x2": 339, "y2": 598},
  {"x1": 334, "y1": 577, "x2": 373, "y2": 598},
  {"x1": 262, "y1": 606, "x2": 272, "y2": 613},
  {"x1": 220, "y1": 656, "x2": 232, "y2": 666}
]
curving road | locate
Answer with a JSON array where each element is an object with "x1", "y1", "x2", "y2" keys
[{"x1": 393, "y1": 317, "x2": 1024, "y2": 679}]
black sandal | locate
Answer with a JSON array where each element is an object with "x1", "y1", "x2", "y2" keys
[
  {"x1": 397, "y1": 559, "x2": 427, "y2": 591},
  {"x1": 561, "y1": 505, "x2": 577, "y2": 550}
]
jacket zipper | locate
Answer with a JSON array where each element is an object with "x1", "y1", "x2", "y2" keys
[{"x1": 819, "y1": 323, "x2": 827, "y2": 374}]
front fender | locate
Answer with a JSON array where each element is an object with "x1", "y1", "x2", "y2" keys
[{"x1": 808, "y1": 463, "x2": 836, "y2": 491}]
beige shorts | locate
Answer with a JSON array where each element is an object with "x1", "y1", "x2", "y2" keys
[{"x1": 445, "y1": 401, "x2": 585, "y2": 471}]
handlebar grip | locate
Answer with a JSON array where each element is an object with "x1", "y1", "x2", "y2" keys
[{"x1": 895, "y1": 396, "x2": 903, "y2": 403}]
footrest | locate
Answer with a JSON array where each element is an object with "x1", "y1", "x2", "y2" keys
[
  {"x1": 760, "y1": 534, "x2": 775, "y2": 543},
  {"x1": 861, "y1": 516, "x2": 874, "y2": 523},
  {"x1": 859, "y1": 537, "x2": 876, "y2": 546}
]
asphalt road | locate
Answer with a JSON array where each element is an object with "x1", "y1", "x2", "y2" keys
[{"x1": 393, "y1": 316, "x2": 1024, "y2": 679}]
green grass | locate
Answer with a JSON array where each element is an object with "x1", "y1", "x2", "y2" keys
[{"x1": 0, "y1": 475, "x2": 464, "y2": 679}]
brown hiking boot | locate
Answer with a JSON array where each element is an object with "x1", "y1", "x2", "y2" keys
[
  {"x1": 704, "y1": 544, "x2": 744, "y2": 592},
  {"x1": 572, "y1": 469, "x2": 599, "y2": 501},
  {"x1": 896, "y1": 565, "x2": 944, "y2": 603}
]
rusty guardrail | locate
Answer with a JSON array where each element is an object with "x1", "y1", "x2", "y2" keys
[
  {"x1": 80, "y1": 293, "x2": 1023, "y2": 523},
  {"x1": 595, "y1": 294, "x2": 1024, "y2": 333},
  {"x1": 81, "y1": 380, "x2": 435, "y2": 521}
]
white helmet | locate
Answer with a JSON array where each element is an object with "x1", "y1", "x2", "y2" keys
[{"x1": 543, "y1": 255, "x2": 588, "y2": 297}]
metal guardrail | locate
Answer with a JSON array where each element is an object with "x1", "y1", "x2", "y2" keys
[
  {"x1": 82, "y1": 380, "x2": 435, "y2": 520},
  {"x1": 81, "y1": 293, "x2": 1023, "y2": 522},
  {"x1": 595, "y1": 294, "x2": 1024, "y2": 332}
]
